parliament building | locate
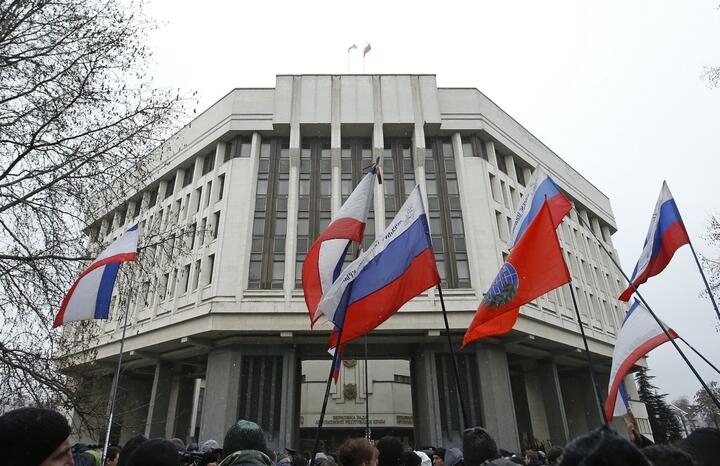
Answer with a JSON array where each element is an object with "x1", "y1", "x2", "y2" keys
[{"x1": 69, "y1": 75, "x2": 653, "y2": 452}]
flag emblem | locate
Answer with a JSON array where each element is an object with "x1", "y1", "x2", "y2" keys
[{"x1": 483, "y1": 263, "x2": 519, "y2": 307}]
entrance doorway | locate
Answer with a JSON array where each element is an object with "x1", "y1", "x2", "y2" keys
[{"x1": 299, "y1": 358, "x2": 414, "y2": 453}]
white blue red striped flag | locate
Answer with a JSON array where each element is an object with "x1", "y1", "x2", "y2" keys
[{"x1": 54, "y1": 224, "x2": 139, "y2": 327}]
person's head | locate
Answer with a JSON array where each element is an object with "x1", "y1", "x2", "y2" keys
[
  {"x1": 116, "y1": 435, "x2": 147, "y2": 466},
  {"x1": 169, "y1": 438, "x2": 186, "y2": 451},
  {"x1": 376, "y1": 437, "x2": 403, "y2": 466},
  {"x1": 402, "y1": 451, "x2": 421, "y2": 466},
  {"x1": 559, "y1": 426, "x2": 649, "y2": 466},
  {"x1": 462, "y1": 427, "x2": 498, "y2": 466},
  {"x1": 431, "y1": 448, "x2": 445, "y2": 466},
  {"x1": 125, "y1": 438, "x2": 179, "y2": 466},
  {"x1": 291, "y1": 454, "x2": 308, "y2": 466},
  {"x1": 523, "y1": 450, "x2": 538, "y2": 465},
  {"x1": 641, "y1": 445, "x2": 694, "y2": 466},
  {"x1": 337, "y1": 438, "x2": 378, "y2": 466},
  {"x1": 680, "y1": 427, "x2": 720, "y2": 466},
  {"x1": 286, "y1": 448, "x2": 298, "y2": 460},
  {"x1": 546, "y1": 447, "x2": 563, "y2": 465},
  {"x1": 443, "y1": 448, "x2": 463, "y2": 466},
  {"x1": 105, "y1": 446, "x2": 121, "y2": 466},
  {"x1": 223, "y1": 420, "x2": 267, "y2": 456},
  {"x1": 414, "y1": 451, "x2": 431, "y2": 466},
  {"x1": 0, "y1": 407, "x2": 73, "y2": 466}
]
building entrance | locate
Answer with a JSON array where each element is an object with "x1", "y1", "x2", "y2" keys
[{"x1": 299, "y1": 359, "x2": 414, "y2": 453}]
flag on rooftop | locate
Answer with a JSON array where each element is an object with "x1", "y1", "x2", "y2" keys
[
  {"x1": 363, "y1": 42, "x2": 371, "y2": 57},
  {"x1": 509, "y1": 166, "x2": 571, "y2": 247},
  {"x1": 463, "y1": 202, "x2": 571, "y2": 346},
  {"x1": 54, "y1": 224, "x2": 139, "y2": 327},
  {"x1": 619, "y1": 181, "x2": 690, "y2": 301},
  {"x1": 317, "y1": 185, "x2": 440, "y2": 349},
  {"x1": 605, "y1": 299, "x2": 678, "y2": 421},
  {"x1": 303, "y1": 167, "x2": 377, "y2": 327}
]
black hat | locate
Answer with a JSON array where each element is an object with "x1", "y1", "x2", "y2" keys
[
  {"x1": 433, "y1": 448, "x2": 446, "y2": 460},
  {"x1": 117, "y1": 434, "x2": 148, "y2": 466},
  {"x1": 0, "y1": 407, "x2": 71, "y2": 466},
  {"x1": 377, "y1": 436, "x2": 403, "y2": 466},
  {"x1": 560, "y1": 426, "x2": 649, "y2": 466},
  {"x1": 462, "y1": 427, "x2": 498, "y2": 466},
  {"x1": 224, "y1": 419, "x2": 267, "y2": 454},
  {"x1": 126, "y1": 438, "x2": 180, "y2": 466},
  {"x1": 680, "y1": 427, "x2": 720, "y2": 466}
]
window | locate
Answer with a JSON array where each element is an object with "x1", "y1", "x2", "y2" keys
[
  {"x1": 183, "y1": 166, "x2": 193, "y2": 187},
  {"x1": 148, "y1": 189, "x2": 158, "y2": 208},
  {"x1": 199, "y1": 218, "x2": 207, "y2": 246},
  {"x1": 496, "y1": 152, "x2": 507, "y2": 174},
  {"x1": 516, "y1": 164, "x2": 527, "y2": 186},
  {"x1": 213, "y1": 211, "x2": 220, "y2": 239},
  {"x1": 425, "y1": 137, "x2": 470, "y2": 288},
  {"x1": 202, "y1": 151, "x2": 215, "y2": 175},
  {"x1": 295, "y1": 138, "x2": 332, "y2": 287},
  {"x1": 394, "y1": 374, "x2": 411, "y2": 384},
  {"x1": 217, "y1": 174, "x2": 225, "y2": 201},
  {"x1": 341, "y1": 139, "x2": 374, "y2": 252},
  {"x1": 132, "y1": 200, "x2": 141, "y2": 219},
  {"x1": 207, "y1": 254, "x2": 215, "y2": 285},
  {"x1": 160, "y1": 272, "x2": 170, "y2": 300},
  {"x1": 225, "y1": 135, "x2": 252, "y2": 161},
  {"x1": 461, "y1": 135, "x2": 488, "y2": 160},
  {"x1": 187, "y1": 222, "x2": 197, "y2": 250},
  {"x1": 194, "y1": 186, "x2": 203, "y2": 213},
  {"x1": 165, "y1": 175, "x2": 176, "y2": 199},
  {"x1": 182, "y1": 264, "x2": 191, "y2": 293},
  {"x1": 383, "y1": 138, "x2": 415, "y2": 226},
  {"x1": 249, "y1": 138, "x2": 289, "y2": 289},
  {"x1": 205, "y1": 181, "x2": 212, "y2": 207}
]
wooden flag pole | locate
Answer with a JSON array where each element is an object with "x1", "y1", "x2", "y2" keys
[
  {"x1": 436, "y1": 284, "x2": 469, "y2": 429},
  {"x1": 575, "y1": 212, "x2": 720, "y2": 412},
  {"x1": 311, "y1": 321, "x2": 346, "y2": 464},
  {"x1": 567, "y1": 281, "x2": 609, "y2": 425},
  {"x1": 364, "y1": 334, "x2": 370, "y2": 439},
  {"x1": 101, "y1": 269, "x2": 135, "y2": 465},
  {"x1": 687, "y1": 241, "x2": 720, "y2": 325}
]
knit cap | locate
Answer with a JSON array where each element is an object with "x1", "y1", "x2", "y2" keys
[
  {"x1": 224, "y1": 419, "x2": 267, "y2": 454},
  {"x1": 0, "y1": 407, "x2": 72, "y2": 466}
]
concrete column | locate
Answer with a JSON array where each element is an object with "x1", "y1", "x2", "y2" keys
[
  {"x1": 537, "y1": 361, "x2": 570, "y2": 446},
  {"x1": 372, "y1": 123, "x2": 385, "y2": 232},
  {"x1": 411, "y1": 348, "x2": 443, "y2": 447},
  {"x1": 522, "y1": 364, "x2": 551, "y2": 447},
  {"x1": 118, "y1": 374, "x2": 153, "y2": 443},
  {"x1": 164, "y1": 373, "x2": 181, "y2": 438},
  {"x1": 145, "y1": 362, "x2": 174, "y2": 437},
  {"x1": 279, "y1": 347, "x2": 301, "y2": 449},
  {"x1": 284, "y1": 124, "x2": 300, "y2": 297},
  {"x1": 200, "y1": 348, "x2": 243, "y2": 442},
  {"x1": 172, "y1": 377, "x2": 196, "y2": 443},
  {"x1": 331, "y1": 76, "x2": 342, "y2": 217},
  {"x1": 475, "y1": 344, "x2": 520, "y2": 452}
]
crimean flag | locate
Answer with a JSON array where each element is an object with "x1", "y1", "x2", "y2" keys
[
  {"x1": 54, "y1": 224, "x2": 139, "y2": 327},
  {"x1": 605, "y1": 299, "x2": 678, "y2": 421},
  {"x1": 619, "y1": 181, "x2": 690, "y2": 301},
  {"x1": 509, "y1": 166, "x2": 571, "y2": 247},
  {"x1": 303, "y1": 168, "x2": 377, "y2": 326},
  {"x1": 363, "y1": 42, "x2": 371, "y2": 57},
  {"x1": 463, "y1": 202, "x2": 571, "y2": 346},
  {"x1": 317, "y1": 185, "x2": 440, "y2": 348}
]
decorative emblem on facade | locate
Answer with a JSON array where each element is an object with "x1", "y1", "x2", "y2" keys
[
  {"x1": 343, "y1": 359, "x2": 357, "y2": 368},
  {"x1": 482, "y1": 263, "x2": 519, "y2": 307},
  {"x1": 343, "y1": 383, "x2": 358, "y2": 400}
]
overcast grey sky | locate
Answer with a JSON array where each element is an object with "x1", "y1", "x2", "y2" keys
[{"x1": 144, "y1": 0, "x2": 720, "y2": 401}]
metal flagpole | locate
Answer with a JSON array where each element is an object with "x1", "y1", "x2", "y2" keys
[
  {"x1": 436, "y1": 284, "x2": 469, "y2": 429},
  {"x1": 364, "y1": 334, "x2": 370, "y2": 439},
  {"x1": 347, "y1": 44, "x2": 357, "y2": 73},
  {"x1": 101, "y1": 270, "x2": 135, "y2": 465},
  {"x1": 687, "y1": 241, "x2": 720, "y2": 324},
  {"x1": 679, "y1": 336, "x2": 720, "y2": 376},
  {"x1": 311, "y1": 319, "x2": 346, "y2": 464},
  {"x1": 567, "y1": 282, "x2": 609, "y2": 425},
  {"x1": 574, "y1": 211, "x2": 720, "y2": 412}
]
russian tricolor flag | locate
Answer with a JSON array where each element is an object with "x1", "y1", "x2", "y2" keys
[
  {"x1": 619, "y1": 181, "x2": 690, "y2": 301},
  {"x1": 604, "y1": 299, "x2": 678, "y2": 421},
  {"x1": 509, "y1": 167, "x2": 571, "y2": 247},
  {"x1": 303, "y1": 169, "x2": 377, "y2": 326},
  {"x1": 317, "y1": 186, "x2": 440, "y2": 348},
  {"x1": 53, "y1": 224, "x2": 139, "y2": 327}
]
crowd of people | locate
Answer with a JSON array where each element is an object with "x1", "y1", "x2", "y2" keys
[{"x1": 1, "y1": 407, "x2": 718, "y2": 466}]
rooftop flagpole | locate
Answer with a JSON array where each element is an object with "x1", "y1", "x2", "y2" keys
[
  {"x1": 687, "y1": 241, "x2": 720, "y2": 325},
  {"x1": 347, "y1": 44, "x2": 357, "y2": 73}
]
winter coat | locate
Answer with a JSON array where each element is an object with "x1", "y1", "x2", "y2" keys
[
  {"x1": 219, "y1": 450, "x2": 275, "y2": 466},
  {"x1": 481, "y1": 459, "x2": 517, "y2": 466}
]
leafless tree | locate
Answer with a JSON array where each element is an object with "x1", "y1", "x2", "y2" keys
[{"x1": 0, "y1": 0, "x2": 192, "y2": 417}]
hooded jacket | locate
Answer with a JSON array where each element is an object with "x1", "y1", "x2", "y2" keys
[{"x1": 219, "y1": 450, "x2": 275, "y2": 466}]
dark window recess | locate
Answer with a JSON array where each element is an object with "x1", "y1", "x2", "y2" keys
[
  {"x1": 516, "y1": 164, "x2": 527, "y2": 186},
  {"x1": 237, "y1": 356, "x2": 283, "y2": 441},
  {"x1": 435, "y1": 353, "x2": 482, "y2": 437},
  {"x1": 217, "y1": 174, "x2": 225, "y2": 201},
  {"x1": 225, "y1": 135, "x2": 252, "y2": 162},
  {"x1": 461, "y1": 135, "x2": 488, "y2": 160},
  {"x1": 202, "y1": 151, "x2": 215, "y2": 175},
  {"x1": 394, "y1": 374, "x2": 411, "y2": 384},
  {"x1": 165, "y1": 175, "x2": 176, "y2": 199},
  {"x1": 496, "y1": 151, "x2": 507, "y2": 174},
  {"x1": 296, "y1": 138, "x2": 332, "y2": 288},
  {"x1": 249, "y1": 138, "x2": 289, "y2": 289},
  {"x1": 183, "y1": 166, "x2": 194, "y2": 187},
  {"x1": 132, "y1": 200, "x2": 141, "y2": 219},
  {"x1": 425, "y1": 137, "x2": 471, "y2": 288},
  {"x1": 148, "y1": 189, "x2": 158, "y2": 208},
  {"x1": 341, "y1": 138, "x2": 374, "y2": 254},
  {"x1": 383, "y1": 138, "x2": 415, "y2": 227}
]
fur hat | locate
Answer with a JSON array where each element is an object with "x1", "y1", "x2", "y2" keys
[
  {"x1": 463, "y1": 427, "x2": 498, "y2": 466},
  {"x1": 224, "y1": 420, "x2": 267, "y2": 454},
  {"x1": 377, "y1": 436, "x2": 403, "y2": 466},
  {"x1": 560, "y1": 426, "x2": 649, "y2": 466},
  {"x1": 126, "y1": 438, "x2": 180, "y2": 466},
  {"x1": 0, "y1": 407, "x2": 71, "y2": 466}
]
